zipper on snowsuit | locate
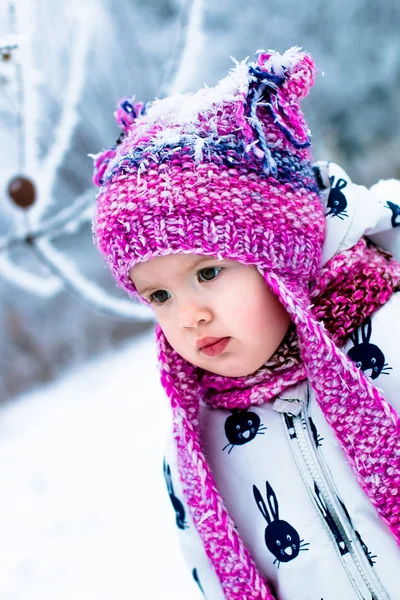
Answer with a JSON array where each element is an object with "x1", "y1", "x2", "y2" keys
[{"x1": 279, "y1": 384, "x2": 389, "y2": 600}]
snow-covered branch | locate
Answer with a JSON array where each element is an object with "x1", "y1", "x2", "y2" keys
[
  {"x1": 32, "y1": 239, "x2": 154, "y2": 321},
  {"x1": 163, "y1": 0, "x2": 205, "y2": 96},
  {"x1": 0, "y1": 1, "x2": 203, "y2": 320},
  {"x1": 1, "y1": 3, "x2": 147, "y2": 319},
  {"x1": 0, "y1": 254, "x2": 62, "y2": 297},
  {"x1": 14, "y1": 0, "x2": 40, "y2": 177},
  {"x1": 0, "y1": 189, "x2": 93, "y2": 253},
  {"x1": 32, "y1": 7, "x2": 92, "y2": 226}
]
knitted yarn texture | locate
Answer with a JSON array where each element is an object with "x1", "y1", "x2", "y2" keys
[{"x1": 92, "y1": 48, "x2": 400, "y2": 599}]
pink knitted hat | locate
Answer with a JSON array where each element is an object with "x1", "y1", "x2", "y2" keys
[{"x1": 92, "y1": 48, "x2": 400, "y2": 598}]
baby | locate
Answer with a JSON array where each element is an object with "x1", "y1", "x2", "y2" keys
[{"x1": 92, "y1": 47, "x2": 400, "y2": 599}]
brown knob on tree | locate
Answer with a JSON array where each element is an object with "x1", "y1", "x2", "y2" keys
[{"x1": 7, "y1": 176, "x2": 36, "y2": 209}]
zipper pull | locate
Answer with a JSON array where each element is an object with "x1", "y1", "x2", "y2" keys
[
  {"x1": 272, "y1": 381, "x2": 308, "y2": 416},
  {"x1": 272, "y1": 397, "x2": 303, "y2": 416}
]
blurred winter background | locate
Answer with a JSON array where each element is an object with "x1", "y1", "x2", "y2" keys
[{"x1": 1, "y1": 0, "x2": 400, "y2": 598}]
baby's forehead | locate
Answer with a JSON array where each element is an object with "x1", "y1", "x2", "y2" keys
[
  {"x1": 129, "y1": 253, "x2": 244, "y2": 283},
  {"x1": 131, "y1": 253, "x2": 219, "y2": 276},
  {"x1": 130, "y1": 253, "x2": 208, "y2": 285}
]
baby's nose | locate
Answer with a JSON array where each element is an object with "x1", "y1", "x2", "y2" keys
[{"x1": 178, "y1": 301, "x2": 212, "y2": 329}]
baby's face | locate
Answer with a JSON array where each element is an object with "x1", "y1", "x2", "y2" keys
[{"x1": 129, "y1": 253, "x2": 291, "y2": 377}]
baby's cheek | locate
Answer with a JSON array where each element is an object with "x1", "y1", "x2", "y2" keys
[
  {"x1": 242, "y1": 298, "x2": 290, "y2": 349},
  {"x1": 156, "y1": 320, "x2": 175, "y2": 347},
  {"x1": 158, "y1": 323, "x2": 194, "y2": 363},
  {"x1": 226, "y1": 295, "x2": 257, "y2": 327},
  {"x1": 235, "y1": 298, "x2": 270, "y2": 333}
]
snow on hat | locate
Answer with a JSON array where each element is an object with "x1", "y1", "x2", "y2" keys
[{"x1": 92, "y1": 48, "x2": 400, "y2": 598}]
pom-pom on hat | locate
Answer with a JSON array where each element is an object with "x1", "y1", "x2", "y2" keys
[{"x1": 92, "y1": 48, "x2": 400, "y2": 599}]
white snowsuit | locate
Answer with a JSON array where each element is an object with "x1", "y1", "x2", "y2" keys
[{"x1": 164, "y1": 162, "x2": 400, "y2": 600}]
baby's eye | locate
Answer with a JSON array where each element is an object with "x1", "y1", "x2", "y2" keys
[
  {"x1": 150, "y1": 290, "x2": 170, "y2": 304},
  {"x1": 197, "y1": 266, "x2": 222, "y2": 282}
]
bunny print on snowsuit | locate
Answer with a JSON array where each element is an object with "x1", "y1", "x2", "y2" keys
[
  {"x1": 347, "y1": 315, "x2": 392, "y2": 380},
  {"x1": 163, "y1": 161, "x2": 400, "y2": 600},
  {"x1": 253, "y1": 481, "x2": 310, "y2": 566}
]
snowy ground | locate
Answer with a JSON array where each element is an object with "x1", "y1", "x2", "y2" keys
[{"x1": 0, "y1": 330, "x2": 202, "y2": 600}]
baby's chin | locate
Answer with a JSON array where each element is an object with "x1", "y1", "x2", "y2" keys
[
  {"x1": 193, "y1": 356, "x2": 268, "y2": 378},
  {"x1": 169, "y1": 340, "x2": 270, "y2": 378},
  {"x1": 203, "y1": 364, "x2": 263, "y2": 377}
]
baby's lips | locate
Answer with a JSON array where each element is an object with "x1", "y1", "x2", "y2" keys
[{"x1": 196, "y1": 336, "x2": 227, "y2": 350}]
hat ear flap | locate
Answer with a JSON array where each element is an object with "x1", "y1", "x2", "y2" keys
[
  {"x1": 247, "y1": 48, "x2": 316, "y2": 163},
  {"x1": 114, "y1": 96, "x2": 147, "y2": 133},
  {"x1": 256, "y1": 47, "x2": 316, "y2": 104},
  {"x1": 282, "y1": 52, "x2": 316, "y2": 103},
  {"x1": 91, "y1": 96, "x2": 147, "y2": 187}
]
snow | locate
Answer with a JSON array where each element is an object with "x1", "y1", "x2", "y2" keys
[
  {"x1": 144, "y1": 58, "x2": 249, "y2": 127},
  {"x1": 256, "y1": 46, "x2": 304, "y2": 77},
  {"x1": 0, "y1": 331, "x2": 202, "y2": 600}
]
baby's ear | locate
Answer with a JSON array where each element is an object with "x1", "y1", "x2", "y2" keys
[{"x1": 256, "y1": 47, "x2": 317, "y2": 103}]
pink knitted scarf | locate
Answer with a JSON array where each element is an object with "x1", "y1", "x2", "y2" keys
[{"x1": 156, "y1": 237, "x2": 400, "y2": 599}]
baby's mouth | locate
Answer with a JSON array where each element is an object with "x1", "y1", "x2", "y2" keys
[{"x1": 199, "y1": 337, "x2": 231, "y2": 357}]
